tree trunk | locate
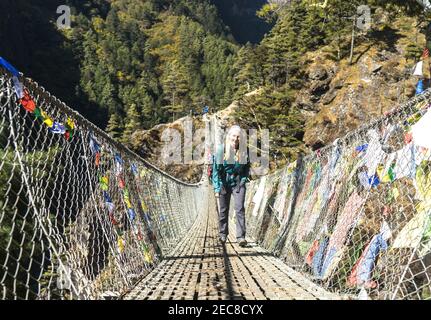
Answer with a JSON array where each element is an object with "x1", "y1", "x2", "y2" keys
[
  {"x1": 172, "y1": 92, "x2": 176, "y2": 122},
  {"x1": 349, "y1": 16, "x2": 357, "y2": 65}
]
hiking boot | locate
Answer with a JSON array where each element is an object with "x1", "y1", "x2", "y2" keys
[{"x1": 238, "y1": 238, "x2": 247, "y2": 247}]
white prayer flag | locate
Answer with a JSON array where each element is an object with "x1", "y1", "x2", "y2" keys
[
  {"x1": 413, "y1": 61, "x2": 424, "y2": 77},
  {"x1": 412, "y1": 109, "x2": 431, "y2": 150}
]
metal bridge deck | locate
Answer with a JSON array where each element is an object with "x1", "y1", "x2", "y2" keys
[{"x1": 123, "y1": 203, "x2": 339, "y2": 300}]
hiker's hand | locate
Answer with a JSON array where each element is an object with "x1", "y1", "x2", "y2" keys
[{"x1": 215, "y1": 193, "x2": 220, "y2": 198}]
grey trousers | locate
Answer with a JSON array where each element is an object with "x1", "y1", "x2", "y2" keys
[{"x1": 218, "y1": 184, "x2": 246, "y2": 240}]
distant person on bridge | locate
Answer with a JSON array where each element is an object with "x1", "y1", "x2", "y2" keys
[{"x1": 212, "y1": 125, "x2": 250, "y2": 247}]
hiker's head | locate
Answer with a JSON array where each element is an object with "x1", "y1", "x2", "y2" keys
[
  {"x1": 226, "y1": 125, "x2": 242, "y2": 150},
  {"x1": 222, "y1": 125, "x2": 248, "y2": 164}
]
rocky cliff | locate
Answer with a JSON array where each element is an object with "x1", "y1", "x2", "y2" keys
[
  {"x1": 129, "y1": 14, "x2": 427, "y2": 182},
  {"x1": 298, "y1": 14, "x2": 423, "y2": 149}
]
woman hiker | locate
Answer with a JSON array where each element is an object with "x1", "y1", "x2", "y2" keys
[{"x1": 212, "y1": 125, "x2": 250, "y2": 247}]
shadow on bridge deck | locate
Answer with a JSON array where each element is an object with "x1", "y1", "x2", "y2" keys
[{"x1": 123, "y1": 203, "x2": 339, "y2": 301}]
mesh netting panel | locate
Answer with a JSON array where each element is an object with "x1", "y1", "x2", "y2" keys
[
  {"x1": 3, "y1": 65, "x2": 431, "y2": 300},
  {"x1": 0, "y1": 70, "x2": 207, "y2": 300},
  {"x1": 243, "y1": 90, "x2": 431, "y2": 300}
]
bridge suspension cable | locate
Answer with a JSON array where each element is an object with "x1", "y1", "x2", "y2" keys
[
  {"x1": 0, "y1": 67, "x2": 207, "y2": 299},
  {"x1": 2, "y1": 60, "x2": 431, "y2": 300}
]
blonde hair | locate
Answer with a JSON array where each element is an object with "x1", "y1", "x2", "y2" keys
[{"x1": 224, "y1": 125, "x2": 244, "y2": 164}]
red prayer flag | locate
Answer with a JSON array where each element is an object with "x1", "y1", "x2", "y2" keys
[
  {"x1": 95, "y1": 152, "x2": 101, "y2": 167},
  {"x1": 305, "y1": 240, "x2": 320, "y2": 266},
  {"x1": 404, "y1": 132, "x2": 413, "y2": 144},
  {"x1": 19, "y1": 89, "x2": 36, "y2": 113},
  {"x1": 109, "y1": 214, "x2": 119, "y2": 226},
  {"x1": 118, "y1": 177, "x2": 125, "y2": 189}
]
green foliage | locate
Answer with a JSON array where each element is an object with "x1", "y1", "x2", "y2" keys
[
  {"x1": 232, "y1": 0, "x2": 429, "y2": 165},
  {"x1": 161, "y1": 59, "x2": 191, "y2": 120},
  {"x1": 369, "y1": 0, "x2": 426, "y2": 17},
  {"x1": 122, "y1": 104, "x2": 142, "y2": 143},
  {"x1": 107, "y1": 113, "x2": 124, "y2": 141},
  {"x1": 0, "y1": 0, "x2": 238, "y2": 141},
  {"x1": 232, "y1": 44, "x2": 266, "y2": 99},
  {"x1": 256, "y1": 3, "x2": 280, "y2": 23},
  {"x1": 233, "y1": 1, "x2": 324, "y2": 163},
  {"x1": 319, "y1": 0, "x2": 361, "y2": 61},
  {"x1": 72, "y1": 0, "x2": 238, "y2": 136},
  {"x1": 405, "y1": 41, "x2": 424, "y2": 61},
  {"x1": 235, "y1": 87, "x2": 305, "y2": 163},
  {"x1": 2, "y1": 0, "x2": 430, "y2": 162},
  {"x1": 0, "y1": 142, "x2": 58, "y2": 299}
]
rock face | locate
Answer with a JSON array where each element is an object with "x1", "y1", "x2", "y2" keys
[
  {"x1": 132, "y1": 16, "x2": 424, "y2": 179},
  {"x1": 294, "y1": 16, "x2": 422, "y2": 150},
  {"x1": 309, "y1": 65, "x2": 329, "y2": 81},
  {"x1": 129, "y1": 98, "x2": 244, "y2": 183}
]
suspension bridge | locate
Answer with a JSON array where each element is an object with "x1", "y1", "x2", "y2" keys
[{"x1": 1, "y1": 64, "x2": 431, "y2": 300}]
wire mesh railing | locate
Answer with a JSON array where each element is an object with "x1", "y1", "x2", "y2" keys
[
  {"x1": 3, "y1": 57, "x2": 431, "y2": 300},
  {"x1": 242, "y1": 88, "x2": 431, "y2": 300},
  {"x1": 0, "y1": 67, "x2": 207, "y2": 300}
]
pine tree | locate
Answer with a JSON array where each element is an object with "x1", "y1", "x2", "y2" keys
[
  {"x1": 261, "y1": 0, "x2": 308, "y2": 89},
  {"x1": 161, "y1": 60, "x2": 190, "y2": 121},
  {"x1": 302, "y1": 4, "x2": 326, "y2": 51},
  {"x1": 122, "y1": 104, "x2": 142, "y2": 143},
  {"x1": 324, "y1": 0, "x2": 362, "y2": 61},
  {"x1": 405, "y1": 42, "x2": 423, "y2": 62},
  {"x1": 233, "y1": 44, "x2": 262, "y2": 98},
  {"x1": 106, "y1": 112, "x2": 124, "y2": 141},
  {"x1": 141, "y1": 92, "x2": 157, "y2": 128},
  {"x1": 234, "y1": 87, "x2": 304, "y2": 163}
]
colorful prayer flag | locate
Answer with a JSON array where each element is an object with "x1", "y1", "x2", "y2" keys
[
  {"x1": 12, "y1": 76, "x2": 24, "y2": 99},
  {"x1": 100, "y1": 176, "x2": 109, "y2": 191},
  {"x1": 128, "y1": 208, "x2": 136, "y2": 221},
  {"x1": 0, "y1": 56, "x2": 20, "y2": 77},
  {"x1": 19, "y1": 89, "x2": 36, "y2": 113},
  {"x1": 49, "y1": 122, "x2": 66, "y2": 134},
  {"x1": 89, "y1": 133, "x2": 101, "y2": 154}
]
